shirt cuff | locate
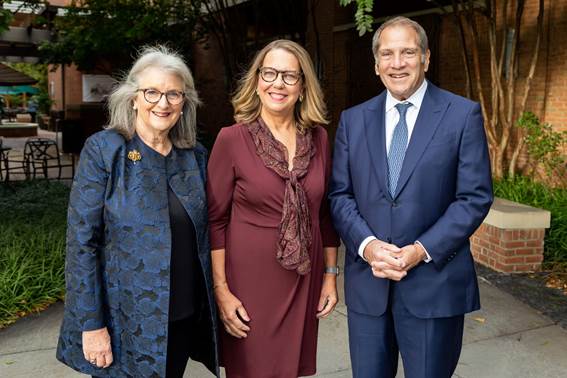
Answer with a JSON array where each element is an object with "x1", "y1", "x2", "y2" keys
[
  {"x1": 415, "y1": 240, "x2": 432, "y2": 263},
  {"x1": 358, "y1": 236, "x2": 377, "y2": 261}
]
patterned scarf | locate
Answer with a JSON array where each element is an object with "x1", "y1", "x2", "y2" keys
[{"x1": 247, "y1": 118, "x2": 316, "y2": 275}]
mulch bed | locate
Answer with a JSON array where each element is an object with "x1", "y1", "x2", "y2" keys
[{"x1": 476, "y1": 263, "x2": 567, "y2": 330}]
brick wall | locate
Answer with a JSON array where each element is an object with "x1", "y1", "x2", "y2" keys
[
  {"x1": 541, "y1": 0, "x2": 567, "y2": 132},
  {"x1": 48, "y1": 0, "x2": 71, "y2": 6},
  {"x1": 47, "y1": 64, "x2": 83, "y2": 113},
  {"x1": 470, "y1": 197, "x2": 550, "y2": 273},
  {"x1": 192, "y1": 38, "x2": 234, "y2": 141},
  {"x1": 305, "y1": 0, "x2": 338, "y2": 140},
  {"x1": 437, "y1": 0, "x2": 566, "y2": 136},
  {"x1": 471, "y1": 223, "x2": 545, "y2": 273}
]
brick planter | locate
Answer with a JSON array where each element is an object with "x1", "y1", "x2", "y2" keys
[
  {"x1": 471, "y1": 198, "x2": 551, "y2": 273},
  {"x1": 0, "y1": 123, "x2": 38, "y2": 138}
]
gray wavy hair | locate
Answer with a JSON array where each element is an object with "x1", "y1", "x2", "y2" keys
[{"x1": 106, "y1": 45, "x2": 201, "y2": 148}]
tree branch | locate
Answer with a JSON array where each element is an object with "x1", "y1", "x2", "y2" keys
[
  {"x1": 451, "y1": 0, "x2": 472, "y2": 98},
  {"x1": 509, "y1": 0, "x2": 544, "y2": 176},
  {"x1": 465, "y1": 0, "x2": 496, "y2": 146}
]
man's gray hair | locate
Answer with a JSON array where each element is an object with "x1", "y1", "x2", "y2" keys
[
  {"x1": 372, "y1": 16, "x2": 429, "y2": 62},
  {"x1": 106, "y1": 45, "x2": 201, "y2": 149}
]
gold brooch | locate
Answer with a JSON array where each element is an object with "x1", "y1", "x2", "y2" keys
[{"x1": 127, "y1": 149, "x2": 142, "y2": 163}]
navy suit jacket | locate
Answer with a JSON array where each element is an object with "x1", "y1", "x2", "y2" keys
[{"x1": 329, "y1": 82, "x2": 493, "y2": 319}]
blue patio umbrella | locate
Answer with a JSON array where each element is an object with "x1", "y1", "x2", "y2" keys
[{"x1": 0, "y1": 85, "x2": 40, "y2": 95}]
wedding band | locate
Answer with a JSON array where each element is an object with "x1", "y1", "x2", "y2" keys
[{"x1": 90, "y1": 359, "x2": 96, "y2": 364}]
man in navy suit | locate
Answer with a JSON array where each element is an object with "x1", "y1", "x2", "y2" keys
[{"x1": 329, "y1": 16, "x2": 493, "y2": 378}]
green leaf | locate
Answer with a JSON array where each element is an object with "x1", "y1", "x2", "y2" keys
[
  {"x1": 0, "y1": 9, "x2": 13, "y2": 34},
  {"x1": 516, "y1": 111, "x2": 567, "y2": 177},
  {"x1": 339, "y1": 0, "x2": 375, "y2": 36},
  {"x1": 39, "y1": 0, "x2": 202, "y2": 72}
]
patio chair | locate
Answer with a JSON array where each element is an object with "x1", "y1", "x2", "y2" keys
[
  {"x1": 23, "y1": 138, "x2": 75, "y2": 180},
  {"x1": 0, "y1": 138, "x2": 6, "y2": 181},
  {"x1": 0, "y1": 138, "x2": 28, "y2": 182}
]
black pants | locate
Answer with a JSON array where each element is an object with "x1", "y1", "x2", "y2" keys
[
  {"x1": 165, "y1": 316, "x2": 194, "y2": 377},
  {"x1": 93, "y1": 316, "x2": 194, "y2": 378}
]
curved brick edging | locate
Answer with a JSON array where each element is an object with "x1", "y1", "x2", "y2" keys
[{"x1": 471, "y1": 197, "x2": 551, "y2": 273}]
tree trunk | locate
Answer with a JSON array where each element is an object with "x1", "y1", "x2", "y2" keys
[
  {"x1": 452, "y1": 0, "x2": 543, "y2": 178},
  {"x1": 492, "y1": 145, "x2": 505, "y2": 179},
  {"x1": 508, "y1": 0, "x2": 545, "y2": 177}
]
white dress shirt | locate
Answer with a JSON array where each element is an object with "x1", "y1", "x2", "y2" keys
[
  {"x1": 358, "y1": 79, "x2": 432, "y2": 262},
  {"x1": 384, "y1": 80, "x2": 428, "y2": 153}
]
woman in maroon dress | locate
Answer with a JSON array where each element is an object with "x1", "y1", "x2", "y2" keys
[{"x1": 207, "y1": 39, "x2": 340, "y2": 378}]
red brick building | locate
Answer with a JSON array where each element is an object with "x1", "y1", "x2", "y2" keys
[
  {"x1": 194, "y1": 0, "x2": 565, "y2": 148},
  {"x1": 24, "y1": 0, "x2": 564, "y2": 153},
  {"x1": 438, "y1": 0, "x2": 566, "y2": 134}
]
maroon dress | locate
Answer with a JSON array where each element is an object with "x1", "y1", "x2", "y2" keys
[{"x1": 207, "y1": 122, "x2": 340, "y2": 378}]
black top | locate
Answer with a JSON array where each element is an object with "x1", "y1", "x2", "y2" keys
[{"x1": 167, "y1": 184, "x2": 201, "y2": 321}]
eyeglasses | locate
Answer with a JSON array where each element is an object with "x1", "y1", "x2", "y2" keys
[
  {"x1": 258, "y1": 67, "x2": 303, "y2": 86},
  {"x1": 138, "y1": 88, "x2": 185, "y2": 105}
]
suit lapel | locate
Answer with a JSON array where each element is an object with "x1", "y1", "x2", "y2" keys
[
  {"x1": 364, "y1": 93, "x2": 392, "y2": 200},
  {"x1": 394, "y1": 84, "x2": 449, "y2": 198}
]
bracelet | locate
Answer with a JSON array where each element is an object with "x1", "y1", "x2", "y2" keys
[{"x1": 324, "y1": 266, "x2": 340, "y2": 275}]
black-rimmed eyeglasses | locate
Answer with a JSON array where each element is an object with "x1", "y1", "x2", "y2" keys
[
  {"x1": 258, "y1": 67, "x2": 303, "y2": 86},
  {"x1": 138, "y1": 88, "x2": 185, "y2": 105}
]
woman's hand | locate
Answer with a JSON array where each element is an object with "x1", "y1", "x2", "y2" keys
[
  {"x1": 214, "y1": 284, "x2": 251, "y2": 338},
  {"x1": 82, "y1": 327, "x2": 113, "y2": 368},
  {"x1": 316, "y1": 274, "x2": 338, "y2": 318}
]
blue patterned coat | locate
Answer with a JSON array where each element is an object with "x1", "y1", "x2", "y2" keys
[{"x1": 56, "y1": 129, "x2": 219, "y2": 377}]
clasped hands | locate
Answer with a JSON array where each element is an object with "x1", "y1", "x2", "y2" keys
[{"x1": 363, "y1": 239, "x2": 426, "y2": 281}]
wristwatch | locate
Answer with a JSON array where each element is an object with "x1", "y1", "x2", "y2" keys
[{"x1": 325, "y1": 266, "x2": 340, "y2": 275}]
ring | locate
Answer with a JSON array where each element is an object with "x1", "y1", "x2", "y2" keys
[{"x1": 90, "y1": 359, "x2": 96, "y2": 364}]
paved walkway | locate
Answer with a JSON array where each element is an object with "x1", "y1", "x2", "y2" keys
[{"x1": 2, "y1": 254, "x2": 567, "y2": 378}]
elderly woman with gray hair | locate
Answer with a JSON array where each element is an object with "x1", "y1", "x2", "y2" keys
[{"x1": 56, "y1": 46, "x2": 219, "y2": 378}]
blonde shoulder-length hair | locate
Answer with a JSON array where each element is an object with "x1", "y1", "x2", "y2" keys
[
  {"x1": 106, "y1": 45, "x2": 201, "y2": 149},
  {"x1": 232, "y1": 39, "x2": 329, "y2": 132}
]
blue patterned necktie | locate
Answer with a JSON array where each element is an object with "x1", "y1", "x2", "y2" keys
[{"x1": 388, "y1": 102, "x2": 412, "y2": 196}]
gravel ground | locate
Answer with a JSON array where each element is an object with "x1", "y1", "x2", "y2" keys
[{"x1": 476, "y1": 263, "x2": 567, "y2": 330}]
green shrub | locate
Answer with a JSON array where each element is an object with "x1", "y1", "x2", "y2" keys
[
  {"x1": 494, "y1": 176, "x2": 567, "y2": 263},
  {"x1": 516, "y1": 111, "x2": 567, "y2": 179},
  {"x1": 0, "y1": 181, "x2": 69, "y2": 328}
]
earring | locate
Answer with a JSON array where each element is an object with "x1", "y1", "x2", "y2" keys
[
  {"x1": 299, "y1": 94, "x2": 304, "y2": 102},
  {"x1": 180, "y1": 111, "x2": 184, "y2": 115}
]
